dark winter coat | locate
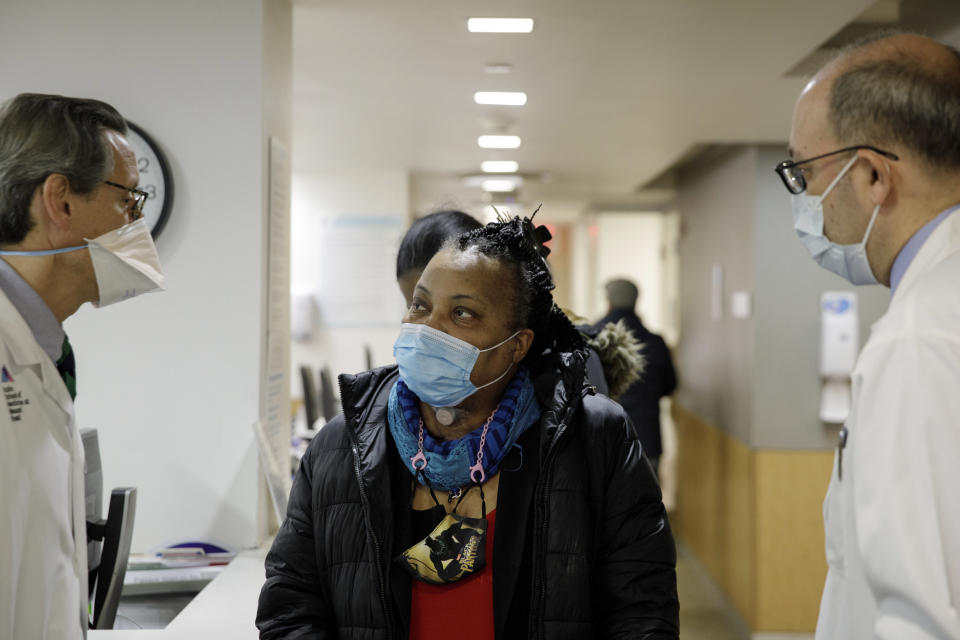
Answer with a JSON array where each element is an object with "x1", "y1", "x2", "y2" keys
[
  {"x1": 594, "y1": 310, "x2": 677, "y2": 460},
  {"x1": 256, "y1": 348, "x2": 679, "y2": 639}
]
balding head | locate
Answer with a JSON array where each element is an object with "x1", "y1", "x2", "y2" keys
[
  {"x1": 807, "y1": 33, "x2": 960, "y2": 173},
  {"x1": 786, "y1": 32, "x2": 960, "y2": 288},
  {"x1": 826, "y1": 33, "x2": 960, "y2": 77}
]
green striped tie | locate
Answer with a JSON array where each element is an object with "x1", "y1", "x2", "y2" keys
[{"x1": 56, "y1": 334, "x2": 76, "y2": 401}]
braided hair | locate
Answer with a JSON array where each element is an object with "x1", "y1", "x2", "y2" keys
[{"x1": 451, "y1": 214, "x2": 586, "y2": 369}]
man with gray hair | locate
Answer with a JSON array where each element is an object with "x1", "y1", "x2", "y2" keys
[
  {"x1": 776, "y1": 34, "x2": 960, "y2": 638},
  {"x1": 0, "y1": 94, "x2": 164, "y2": 638},
  {"x1": 595, "y1": 278, "x2": 676, "y2": 474}
]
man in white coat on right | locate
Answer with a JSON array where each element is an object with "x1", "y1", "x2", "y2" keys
[{"x1": 775, "y1": 33, "x2": 960, "y2": 639}]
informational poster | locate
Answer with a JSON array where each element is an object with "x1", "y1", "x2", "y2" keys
[
  {"x1": 256, "y1": 137, "x2": 292, "y2": 524},
  {"x1": 317, "y1": 215, "x2": 404, "y2": 326}
]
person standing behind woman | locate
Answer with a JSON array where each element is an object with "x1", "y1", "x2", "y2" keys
[
  {"x1": 396, "y1": 210, "x2": 481, "y2": 306},
  {"x1": 258, "y1": 213, "x2": 678, "y2": 639}
]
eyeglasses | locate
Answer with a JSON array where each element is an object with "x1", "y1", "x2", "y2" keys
[
  {"x1": 102, "y1": 180, "x2": 149, "y2": 220},
  {"x1": 774, "y1": 145, "x2": 899, "y2": 195}
]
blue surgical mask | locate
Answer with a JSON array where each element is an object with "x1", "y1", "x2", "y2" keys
[
  {"x1": 791, "y1": 154, "x2": 880, "y2": 285},
  {"x1": 393, "y1": 323, "x2": 520, "y2": 408}
]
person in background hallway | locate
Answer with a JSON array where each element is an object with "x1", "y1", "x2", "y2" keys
[
  {"x1": 259, "y1": 214, "x2": 678, "y2": 639},
  {"x1": 776, "y1": 32, "x2": 960, "y2": 639},
  {"x1": 396, "y1": 209, "x2": 482, "y2": 306},
  {"x1": 0, "y1": 94, "x2": 165, "y2": 638},
  {"x1": 594, "y1": 278, "x2": 676, "y2": 475}
]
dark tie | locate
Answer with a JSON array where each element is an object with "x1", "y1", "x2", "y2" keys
[{"x1": 56, "y1": 334, "x2": 76, "y2": 401}]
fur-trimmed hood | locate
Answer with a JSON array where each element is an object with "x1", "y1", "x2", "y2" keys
[
  {"x1": 562, "y1": 308, "x2": 645, "y2": 400},
  {"x1": 585, "y1": 319, "x2": 644, "y2": 399}
]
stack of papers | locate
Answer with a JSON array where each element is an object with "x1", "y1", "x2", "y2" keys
[{"x1": 123, "y1": 548, "x2": 235, "y2": 596}]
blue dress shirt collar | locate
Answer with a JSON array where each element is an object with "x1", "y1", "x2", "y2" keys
[{"x1": 0, "y1": 258, "x2": 65, "y2": 363}]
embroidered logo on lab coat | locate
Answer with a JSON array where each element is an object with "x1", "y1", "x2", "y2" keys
[{"x1": 3, "y1": 366, "x2": 29, "y2": 422}]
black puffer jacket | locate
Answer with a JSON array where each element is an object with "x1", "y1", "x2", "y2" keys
[{"x1": 257, "y1": 349, "x2": 678, "y2": 639}]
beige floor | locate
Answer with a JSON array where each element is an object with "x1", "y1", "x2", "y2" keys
[
  {"x1": 677, "y1": 541, "x2": 751, "y2": 640},
  {"x1": 676, "y1": 541, "x2": 817, "y2": 640}
]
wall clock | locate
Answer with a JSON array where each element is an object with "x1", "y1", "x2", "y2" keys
[{"x1": 126, "y1": 121, "x2": 173, "y2": 239}]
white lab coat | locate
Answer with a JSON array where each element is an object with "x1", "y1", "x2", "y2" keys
[
  {"x1": 0, "y1": 288, "x2": 86, "y2": 639},
  {"x1": 816, "y1": 208, "x2": 960, "y2": 639}
]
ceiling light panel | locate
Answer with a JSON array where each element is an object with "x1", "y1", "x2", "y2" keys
[
  {"x1": 482, "y1": 178, "x2": 522, "y2": 192},
  {"x1": 481, "y1": 161, "x2": 519, "y2": 173},
  {"x1": 478, "y1": 135, "x2": 521, "y2": 149},
  {"x1": 484, "y1": 63, "x2": 513, "y2": 74},
  {"x1": 474, "y1": 91, "x2": 527, "y2": 106},
  {"x1": 467, "y1": 18, "x2": 534, "y2": 33}
]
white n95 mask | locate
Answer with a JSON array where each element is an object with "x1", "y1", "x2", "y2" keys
[
  {"x1": 791, "y1": 154, "x2": 880, "y2": 286},
  {"x1": 84, "y1": 217, "x2": 165, "y2": 307},
  {"x1": 0, "y1": 217, "x2": 166, "y2": 307}
]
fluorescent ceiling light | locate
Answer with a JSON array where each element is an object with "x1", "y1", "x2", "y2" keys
[
  {"x1": 474, "y1": 91, "x2": 527, "y2": 106},
  {"x1": 478, "y1": 135, "x2": 521, "y2": 149},
  {"x1": 484, "y1": 63, "x2": 513, "y2": 74},
  {"x1": 481, "y1": 160, "x2": 519, "y2": 173},
  {"x1": 468, "y1": 18, "x2": 534, "y2": 33},
  {"x1": 482, "y1": 178, "x2": 522, "y2": 193}
]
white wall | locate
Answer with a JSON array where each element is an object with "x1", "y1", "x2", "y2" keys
[
  {"x1": 0, "y1": 0, "x2": 290, "y2": 551},
  {"x1": 290, "y1": 170, "x2": 409, "y2": 392},
  {"x1": 661, "y1": 211, "x2": 682, "y2": 347},
  {"x1": 568, "y1": 211, "x2": 680, "y2": 346},
  {"x1": 590, "y1": 213, "x2": 667, "y2": 331}
]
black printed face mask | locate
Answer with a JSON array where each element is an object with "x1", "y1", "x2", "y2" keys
[{"x1": 395, "y1": 481, "x2": 487, "y2": 585}]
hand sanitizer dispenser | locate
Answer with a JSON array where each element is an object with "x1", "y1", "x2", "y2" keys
[{"x1": 820, "y1": 291, "x2": 858, "y2": 423}]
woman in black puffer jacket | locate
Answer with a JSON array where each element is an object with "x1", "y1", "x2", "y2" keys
[{"x1": 256, "y1": 215, "x2": 679, "y2": 640}]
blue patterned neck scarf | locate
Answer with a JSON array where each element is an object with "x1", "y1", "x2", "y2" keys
[{"x1": 388, "y1": 367, "x2": 541, "y2": 492}]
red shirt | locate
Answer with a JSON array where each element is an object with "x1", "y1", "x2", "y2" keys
[{"x1": 409, "y1": 509, "x2": 497, "y2": 639}]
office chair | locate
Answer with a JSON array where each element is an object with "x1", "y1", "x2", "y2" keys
[
  {"x1": 299, "y1": 365, "x2": 319, "y2": 429},
  {"x1": 319, "y1": 365, "x2": 339, "y2": 421},
  {"x1": 81, "y1": 429, "x2": 103, "y2": 596},
  {"x1": 87, "y1": 487, "x2": 137, "y2": 630}
]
